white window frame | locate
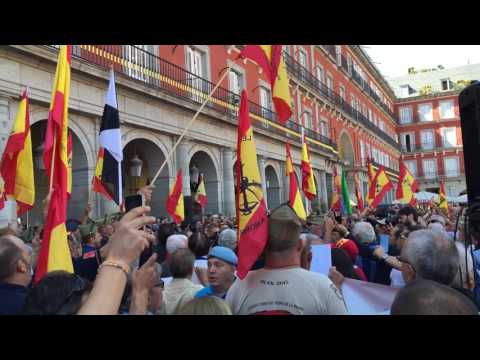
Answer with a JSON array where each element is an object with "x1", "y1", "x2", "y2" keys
[
  {"x1": 422, "y1": 159, "x2": 437, "y2": 179},
  {"x1": 404, "y1": 160, "x2": 417, "y2": 176},
  {"x1": 399, "y1": 106, "x2": 413, "y2": 124},
  {"x1": 316, "y1": 63, "x2": 324, "y2": 83},
  {"x1": 418, "y1": 103, "x2": 433, "y2": 122},
  {"x1": 441, "y1": 127, "x2": 457, "y2": 148},
  {"x1": 298, "y1": 48, "x2": 308, "y2": 69},
  {"x1": 335, "y1": 45, "x2": 342, "y2": 66},
  {"x1": 326, "y1": 74, "x2": 334, "y2": 97},
  {"x1": 444, "y1": 157, "x2": 459, "y2": 177},
  {"x1": 400, "y1": 132, "x2": 415, "y2": 152},
  {"x1": 420, "y1": 130, "x2": 435, "y2": 150},
  {"x1": 303, "y1": 108, "x2": 313, "y2": 130},
  {"x1": 320, "y1": 116, "x2": 330, "y2": 138},
  {"x1": 439, "y1": 99, "x2": 455, "y2": 119}
]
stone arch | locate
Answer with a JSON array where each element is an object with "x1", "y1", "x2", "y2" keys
[
  {"x1": 189, "y1": 149, "x2": 220, "y2": 214},
  {"x1": 265, "y1": 165, "x2": 280, "y2": 210},
  {"x1": 122, "y1": 136, "x2": 170, "y2": 217},
  {"x1": 28, "y1": 119, "x2": 89, "y2": 223},
  {"x1": 187, "y1": 144, "x2": 221, "y2": 182},
  {"x1": 338, "y1": 129, "x2": 355, "y2": 166}
]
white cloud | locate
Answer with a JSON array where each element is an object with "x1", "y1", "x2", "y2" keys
[{"x1": 362, "y1": 45, "x2": 480, "y2": 78}]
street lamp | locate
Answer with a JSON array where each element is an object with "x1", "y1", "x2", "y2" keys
[
  {"x1": 190, "y1": 165, "x2": 199, "y2": 186},
  {"x1": 130, "y1": 154, "x2": 143, "y2": 177}
]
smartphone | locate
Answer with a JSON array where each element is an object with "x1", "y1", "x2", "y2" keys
[{"x1": 125, "y1": 194, "x2": 144, "y2": 213}]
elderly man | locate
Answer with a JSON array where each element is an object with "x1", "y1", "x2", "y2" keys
[
  {"x1": 195, "y1": 246, "x2": 237, "y2": 299},
  {"x1": 391, "y1": 279, "x2": 478, "y2": 315},
  {"x1": 400, "y1": 229, "x2": 459, "y2": 286},
  {"x1": 217, "y1": 228, "x2": 237, "y2": 251},
  {"x1": 226, "y1": 204, "x2": 347, "y2": 315},
  {"x1": 0, "y1": 235, "x2": 33, "y2": 314},
  {"x1": 157, "y1": 248, "x2": 204, "y2": 315},
  {"x1": 160, "y1": 234, "x2": 188, "y2": 279}
]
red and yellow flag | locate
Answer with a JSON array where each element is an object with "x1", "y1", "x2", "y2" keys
[
  {"x1": 239, "y1": 45, "x2": 292, "y2": 124},
  {"x1": 236, "y1": 90, "x2": 268, "y2": 279},
  {"x1": 194, "y1": 173, "x2": 208, "y2": 208},
  {"x1": 354, "y1": 172, "x2": 364, "y2": 211},
  {"x1": 366, "y1": 157, "x2": 376, "y2": 206},
  {"x1": 369, "y1": 165, "x2": 394, "y2": 208},
  {"x1": 301, "y1": 134, "x2": 317, "y2": 201},
  {"x1": 166, "y1": 169, "x2": 184, "y2": 225},
  {"x1": 439, "y1": 180, "x2": 448, "y2": 213},
  {"x1": 396, "y1": 160, "x2": 418, "y2": 206},
  {"x1": 92, "y1": 148, "x2": 114, "y2": 201},
  {"x1": 331, "y1": 166, "x2": 342, "y2": 211},
  {"x1": 35, "y1": 45, "x2": 73, "y2": 283},
  {"x1": 67, "y1": 131, "x2": 73, "y2": 198},
  {"x1": 0, "y1": 89, "x2": 35, "y2": 216},
  {"x1": 286, "y1": 143, "x2": 306, "y2": 221}
]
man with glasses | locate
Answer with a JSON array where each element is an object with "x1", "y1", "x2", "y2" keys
[{"x1": 226, "y1": 204, "x2": 347, "y2": 315}]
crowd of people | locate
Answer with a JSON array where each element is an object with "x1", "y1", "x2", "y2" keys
[{"x1": 0, "y1": 184, "x2": 478, "y2": 315}]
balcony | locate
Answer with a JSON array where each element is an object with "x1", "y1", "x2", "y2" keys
[
  {"x1": 41, "y1": 45, "x2": 337, "y2": 156},
  {"x1": 283, "y1": 51, "x2": 401, "y2": 151},
  {"x1": 342, "y1": 157, "x2": 400, "y2": 177},
  {"x1": 418, "y1": 169, "x2": 465, "y2": 181},
  {"x1": 321, "y1": 45, "x2": 337, "y2": 61}
]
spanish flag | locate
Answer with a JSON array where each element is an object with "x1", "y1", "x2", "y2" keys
[
  {"x1": 439, "y1": 180, "x2": 448, "y2": 213},
  {"x1": 331, "y1": 166, "x2": 342, "y2": 212},
  {"x1": 354, "y1": 172, "x2": 364, "y2": 211},
  {"x1": 301, "y1": 132, "x2": 316, "y2": 201},
  {"x1": 236, "y1": 90, "x2": 268, "y2": 279},
  {"x1": 35, "y1": 45, "x2": 74, "y2": 283},
  {"x1": 239, "y1": 45, "x2": 292, "y2": 124},
  {"x1": 166, "y1": 169, "x2": 184, "y2": 225},
  {"x1": 396, "y1": 161, "x2": 418, "y2": 206},
  {"x1": 92, "y1": 69, "x2": 123, "y2": 205},
  {"x1": 0, "y1": 89, "x2": 35, "y2": 216},
  {"x1": 286, "y1": 143, "x2": 306, "y2": 221},
  {"x1": 194, "y1": 173, "x2": 208, "y2": 208},
  {"x1": 67, "y1": 131, "x2": 72, "y2": 198},
  {"x1": 366, "y1": 157, "x2": 376, "y2": 206},
  {"x1": 368, "y1": 165, "x2": 393, "y2": 209}
]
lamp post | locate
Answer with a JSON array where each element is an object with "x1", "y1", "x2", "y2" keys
[
  {"x1": 34, "y1": 142, "x2": 45, "y2": 171},
  {"x1": 130, "y1": 153, "x2": 143, "y2": 192}
]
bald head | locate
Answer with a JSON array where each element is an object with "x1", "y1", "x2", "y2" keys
[{"x1": 391, "y1": 279, "x2": 478, "y2": 315}]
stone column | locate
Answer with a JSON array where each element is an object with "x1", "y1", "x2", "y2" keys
[
  {"x1": 319, "y1": 170, "x2": 329, "y2": 213},
  {"x1": 176, "y1": 140, "x2": 191, "y2": 196},
  {"x1": 222, "y1": 147, "x2": 235, "y2": 217},
  {"x1": 279, "y1": 162, "x2": 287, "y2": 204},
  {"x1": 0, "y1": 95, "x2": 11, "y2": 155},
  {"x1": 258, "y1": 156, "x2": 267, "y2": 208}
]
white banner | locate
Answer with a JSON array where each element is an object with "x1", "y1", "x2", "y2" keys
[{"x1": 341, "y1": 278, "x2": 400, "y2": 315}]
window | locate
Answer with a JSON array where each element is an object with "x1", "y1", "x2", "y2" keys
[
  {"x1": 360, "y1": 140, "x2": 365, "y2": 164},
  {"x1": 399, "y1": 106, "x2": 413, "y2": 124},
  {"x1": 316, "y1": 64, "x2": 324, "y2": 83},
  {"x1": 400, "y1": 133, "x2": 415, "y2": 152},
  {"x1": 379, "y1": 121, "x2": 385, "y2": 132},
  {"x1": 444, "y1": 157, "x2": 459, "y2": 177},
  {"x1": 303, "y1": 110, "x2": 313, "y2": 130},
  {"x1": 368, "y1": 109, "x2": 373, "y2": 122},
  {"x1": 186, "y1": 46, "x2": 207, "y2": 96},
  {"x1": 418, "y1": 103, "x2": 433, "y2": 122},
  {"x1": 259, "y1": 86, "x2": 272, "y2": 120},
  {"x1": 298, "y1": 49, "x2": 308, "y2": 68},
  {"x1": 441, "y1": 78, "x2": 453, "y2": 91},
  {"x1": 404, "y1": 160, "x2": 417, "y2": 176},
  {"x1": 229, "y1": 69, "x2": 243, "y2": 96},
  {"x1": 347, "y1": 54, "x2": 352, "y2": 73},
  {"x1": 421, "y1": 130, "x2": 435, "y2": 150},
  {"x1": 335, "y1": 45, "x2": 342, "y2": 66},
  {"x1": 439, "y1": 100, "x2": 455, "y2": 119},
  {"x1": 423, "y1": 159, "x2": 437, "y2": 178},
  {"x1": 326, "y1": 75, "x2": 333, "y2": 97},
  {"x1": 320, "y1": 117, "x2": 329, "y2": 138},
  {"x1": 124, "y1": 45, "x2": 156, "y2": 81},
  {"x1": 441, "y1": 127, "x2": 457, "y2": 147},
  {"x1": 400, "y1": 85, "x2": 410, "y2": 97},
  {"x1": 339, "y1": 85, "x2": 345, "y2": 103}
]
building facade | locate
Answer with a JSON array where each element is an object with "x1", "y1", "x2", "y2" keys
[
  {"x1": 0, "y1": 45, "x2": 405, "y2": 223},
  {"x1": 389, "y1": 64, "x2": 478, "y2": 197}
]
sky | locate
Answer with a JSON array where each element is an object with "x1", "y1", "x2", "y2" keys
[{"x1": 362, "y1": 45, "x2": 480, "y2": 79}]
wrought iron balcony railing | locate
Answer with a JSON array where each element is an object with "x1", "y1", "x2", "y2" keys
[{"x1": 43, "y1": 45, "x2": 337, "y2": 155}]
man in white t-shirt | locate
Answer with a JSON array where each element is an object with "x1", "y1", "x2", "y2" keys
[{"x1": 226, "y1": 204, "x2": 348, "y2": 315}]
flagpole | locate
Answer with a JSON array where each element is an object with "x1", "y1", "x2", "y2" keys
[
  {"x1": 301, "y1": 126, "x2": 310, "y2": 217},
  {"x1": 151, "y1": 67, "x2": 230, "y2": 185},
  {"x1": 49, "y1": 129, "x2": 57, "y2": 192}
]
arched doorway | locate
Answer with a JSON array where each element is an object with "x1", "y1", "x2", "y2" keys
[
  {"x1": 265, "y1": 165, "x2": 280, "y2": 210},
  {"x1": 29, "y1": 120, "x2": 89, "y2": 224},
  {"x1": 190, "y1": 151, "x2": 219, "y2": 214},
  {"x1": 123, "y1": 139, "x2": 169, "y2": 217}
]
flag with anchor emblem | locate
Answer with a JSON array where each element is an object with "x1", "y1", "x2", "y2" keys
[
  {"x1": 236, "y1": 90, "x2": 268, "y2": 279},
  {"x1": 396, "y1": 160, "x2": 418, "y2": 206},
  {"x1": 368, "y1": 165, "x2": 393, "y2": 208}
]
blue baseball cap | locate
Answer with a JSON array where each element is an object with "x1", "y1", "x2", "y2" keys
[{"x1": 208, "y1": 246, "x2": 238, "y2": 266}]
